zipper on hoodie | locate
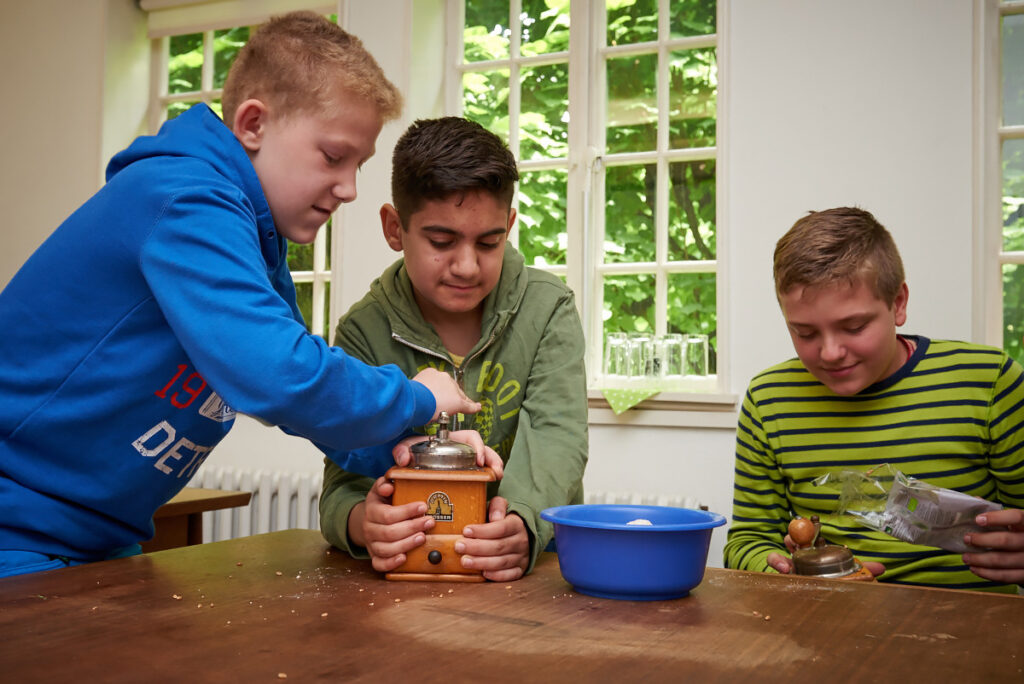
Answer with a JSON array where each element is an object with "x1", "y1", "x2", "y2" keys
[{"x1": 391, "y1": 330, "x2": 499, "y2": 430}]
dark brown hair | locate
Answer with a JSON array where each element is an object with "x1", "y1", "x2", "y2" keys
[{"x1": 390, "y1": 117, "x2": 519, "y2": 227}]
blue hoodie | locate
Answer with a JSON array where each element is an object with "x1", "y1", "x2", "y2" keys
[{"x1": 0, "y1": 104, "x2": 434, "y2": 561}]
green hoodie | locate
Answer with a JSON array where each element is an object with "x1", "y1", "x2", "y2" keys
[{"x1": 319, "y1": 247, "x2": 588, "y2": 572}]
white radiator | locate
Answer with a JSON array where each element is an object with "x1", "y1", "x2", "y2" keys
[
  {"x1": 583, "y1": 491, "x2": 703, "y2": 510},
  {"x1": 187, "y1": 465, "x2": 323, "y2": 543},
  {"x1": 187, "y1": 465, "x2": 703, "y2": 543}
]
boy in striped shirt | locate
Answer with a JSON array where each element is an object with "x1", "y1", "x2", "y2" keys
[{"x1": 725, "y1": 207, "x2": 1024, "y2": 592}]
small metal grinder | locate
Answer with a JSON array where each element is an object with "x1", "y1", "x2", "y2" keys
[{"x1": 788, "y1": 515, "x2": 875, "y2": 581}]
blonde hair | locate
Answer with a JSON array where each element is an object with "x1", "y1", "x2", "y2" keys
[
  {"x1": 773, "y1": 207, "x2": 905, "y2": 305},
  {"x1": 221, "y1": 11, "x2": 402, "y2": 126}
]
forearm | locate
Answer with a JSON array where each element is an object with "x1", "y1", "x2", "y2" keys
[
  {"x1": 319, "y1": 460, "x2": 373, "y2": 558},
  {"x1": 346, "y1": 501, "x2": 368, "y2": 551},
  {"x1": 500, "y1": 414, "x2": 587, "y2": 571},
  {"x1": 726, "y1": 401, "x2": 789, "y2": 571}
]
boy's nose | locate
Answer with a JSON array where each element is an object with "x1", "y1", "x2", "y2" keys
[
  {"x1": 450, "y1": 245, "x2": 479, "y2": 278},
  {"x1": 332, "y1": 173, "x2": 357, "y2": 204},
  {"x1": 820, "y1": 335, "x2": 845, "y2": 362}
]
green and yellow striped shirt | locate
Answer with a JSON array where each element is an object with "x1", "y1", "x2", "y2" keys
[{"x1": 725, "y1": 337, "x2": 1024, "y2": 593}]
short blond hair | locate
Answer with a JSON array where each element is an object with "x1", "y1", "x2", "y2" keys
[
  {"x1": 221, "y1": 11, "x2": 402, "y2": 126},
  {"x1": 773, "y1": 207, "x2": 905, "y2": 305}
]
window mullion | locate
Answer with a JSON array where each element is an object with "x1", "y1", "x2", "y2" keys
[
  {"x1": 565, "y1": 0, "x2": 591, "y2": 307},
  {"x1": 445, "y1": 0, "x2": 466, "y2": 115},
  {"x1": 509, "y1": 0, "x2": 522, "y2": 163},
  {"x1": 150, "y1": 36, "x2": 169, "y2": 131},
  {"x1": 508, "y1": 1, "x2": 522, "y2": 250},
  {"x1": 585, "y1": 4, "x2": 610, "y2": 379},
  {"x1": 655, "y1": 1, "x2": 670, "y2": 337},
  {"x1": 201, "y1": 29, "x2": 215, "y2": 102}
]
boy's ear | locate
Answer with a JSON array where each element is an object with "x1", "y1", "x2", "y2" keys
[
  {"x1": 506, "y1": 207, "x2": 517, "y2": 236},
  {"x1": 232, "y1": 99, "x2": 270, "y2": 152},
  {"x1": 893, "y1": 282, "x2": 909, "y2": 326},
  {"x1": 380, "y1": 204, "x2": 405, "y2": 252}
]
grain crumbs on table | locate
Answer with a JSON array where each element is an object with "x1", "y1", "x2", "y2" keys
[
  {"x1": 448, "y1": 589, "x2": 454, "y2": 593},
  {"x1": 197, "y1": 603, "x2": 203, "y2": 608},
  {"x1": 321, "y1": 612, "x2": 328, "y2": 618},
  {"x1": 236, "y1": 562, "x2": 243, "y2": 566},
  {"x1": 369, "y1": 602, "x2": 374, "y2": 607},
  {"x1": 505, "y1": 585, "x2": 512, "y2": 589},
  {"x1": 278, "y1": 673, "x2": 287, "y2": 679},
  {"x1": 275, "y1": 571, "x2": 283, "y2": 576},
  {"x1": 394, "y1": 598, "x2": 401, "y2": 603},
  {"x1": 172, "y1": 594, "x2": 182, "y2": 600},
  {"x1": 764, "y1": 615, "x2": 771, "y2": 621},
  {"x1": 752, "y1": 611, "x2": 762, "y2": 617}
]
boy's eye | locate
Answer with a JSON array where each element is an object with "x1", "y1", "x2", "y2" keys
[
  {"x1": 845, "y1": 323, "x2": 868, "y2": 334},
  {"x1": 478, "y1": 241, "x2": 501, "y2": 250},
  {"x1": 429, "y1": 240, "x2": 454, "y2": 249},
  {"x1": 323, "y1": 151, "x2": 340, "y2": 165}
]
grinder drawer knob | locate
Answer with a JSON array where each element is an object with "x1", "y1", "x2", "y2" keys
[{"x1": 428, "y1": 550, "x2": 442, "y2": 565}]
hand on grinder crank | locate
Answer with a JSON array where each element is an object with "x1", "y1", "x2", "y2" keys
[
  {"x1": 411, "y1": 368, "x2": 481, "y2": 421},
  {"x1": 766, "y1": 517, "x2": 886, "y2": 578},
  {"x1": 348, "y1": 430, "x2": 503, "y2": 574}
]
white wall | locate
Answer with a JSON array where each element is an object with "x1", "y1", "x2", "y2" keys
[
  {"x1": 727, "y1": 0, "x2": 976, "y2": 390},
  {"x1": 0, "y1": 0, "x2": 105, "y2": 283},
  {"x1": 0, "y1": 0, "x2": 980, "y2": 567}
]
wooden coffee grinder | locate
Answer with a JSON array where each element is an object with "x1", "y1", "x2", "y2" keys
[
  {"x1": 385, "y1": 412, "x2": 496, "y2": 582},
  {"x1": 788, "y1": 515, "x2": 874, "y2": 581}
]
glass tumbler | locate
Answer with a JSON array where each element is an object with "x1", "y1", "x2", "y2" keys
[
  {"x1": 685, "y1": 334, "x2": 709, "y2": 376},
  {"x1": 661, "y1": 334, "x2": 686, "y2": 379},
  {"x1": 602, "y1": 332, "x2": 629, "y2": 377},
  {"x1": 626, "y1": 333, "x2": 652, "y2": 379}
]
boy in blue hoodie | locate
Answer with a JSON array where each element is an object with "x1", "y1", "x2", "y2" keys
[{"x1": 0, "y1": 11, "x2": 482, "y2": 579}]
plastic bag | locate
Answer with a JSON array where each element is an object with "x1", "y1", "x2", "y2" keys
[{"x1": 816, "y1": 464, "x2": 1002, "y2": 553}]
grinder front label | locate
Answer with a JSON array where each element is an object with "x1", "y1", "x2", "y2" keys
[{"x1": 426, "y1": 491, "x2": 454, "y2": 521}]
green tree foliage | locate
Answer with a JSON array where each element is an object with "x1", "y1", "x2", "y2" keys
[{"x1": 463, "y1": 0, "x2": 719, "y2": 372}]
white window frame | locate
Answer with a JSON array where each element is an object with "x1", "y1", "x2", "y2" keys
[
  {"x1": 445, "y1": 0, "x2": 728, "y2": 398},
  {"x1": 981, "y1": 1, "x2": 1024, "y2": 350}
]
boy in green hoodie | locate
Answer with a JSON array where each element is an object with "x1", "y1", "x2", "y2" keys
[{"x1": 319, "y1": 117, "x2": 588, "y2": 581}]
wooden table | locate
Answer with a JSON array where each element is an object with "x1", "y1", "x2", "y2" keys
[
  {"x1": 1, "y1": 529, "x2": 1020, "y2": 682},
  {"x1": 141, "y1": 487, "x2": 252, "y2": 552}
]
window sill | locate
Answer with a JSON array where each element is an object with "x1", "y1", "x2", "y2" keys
[{"x1": 587, "y1": 387, "x2": 738, "y2": 429}]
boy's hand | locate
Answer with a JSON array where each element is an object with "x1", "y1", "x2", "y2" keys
[
  {"x1": 767, "y1": 537, "x2": 886, "y2": 577},
  {"x1": 392, "y1": 430, "x2": 504, "y2": 479},
  {"x1": 412, "y1": 368, "x2": 481, "y2": 419},
  {"x1": 349, "y1": 477, "x2": 434, "y2": 573},
  {"x1": 962, "y1": 508, "x2": 1024, "y2": 584},
  {"x1": 454, "y1": 496, "x2": 529, "y2": 582}
]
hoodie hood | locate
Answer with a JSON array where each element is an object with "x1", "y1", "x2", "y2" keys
[
  {"x1": 107, "y1": 104, "x2": 281, "y2": 270},
  {"x1": 371, "y1": 246, "x2": 530, "y2": 357}
]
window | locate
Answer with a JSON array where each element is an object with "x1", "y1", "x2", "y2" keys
[
  {"x1": 451, "y1": 0, "x2": 720, "y2": 389},
  {"x1": 997, "y1": 2, "x2": 1024, "y2": 363},
  {"x1": 145, "y1": 3, "x2": 336, "y2": 338}
]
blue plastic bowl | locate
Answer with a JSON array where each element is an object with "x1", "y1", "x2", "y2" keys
[{"x1": 540, "y1": 504, "x2": 726, "y2": 601}]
